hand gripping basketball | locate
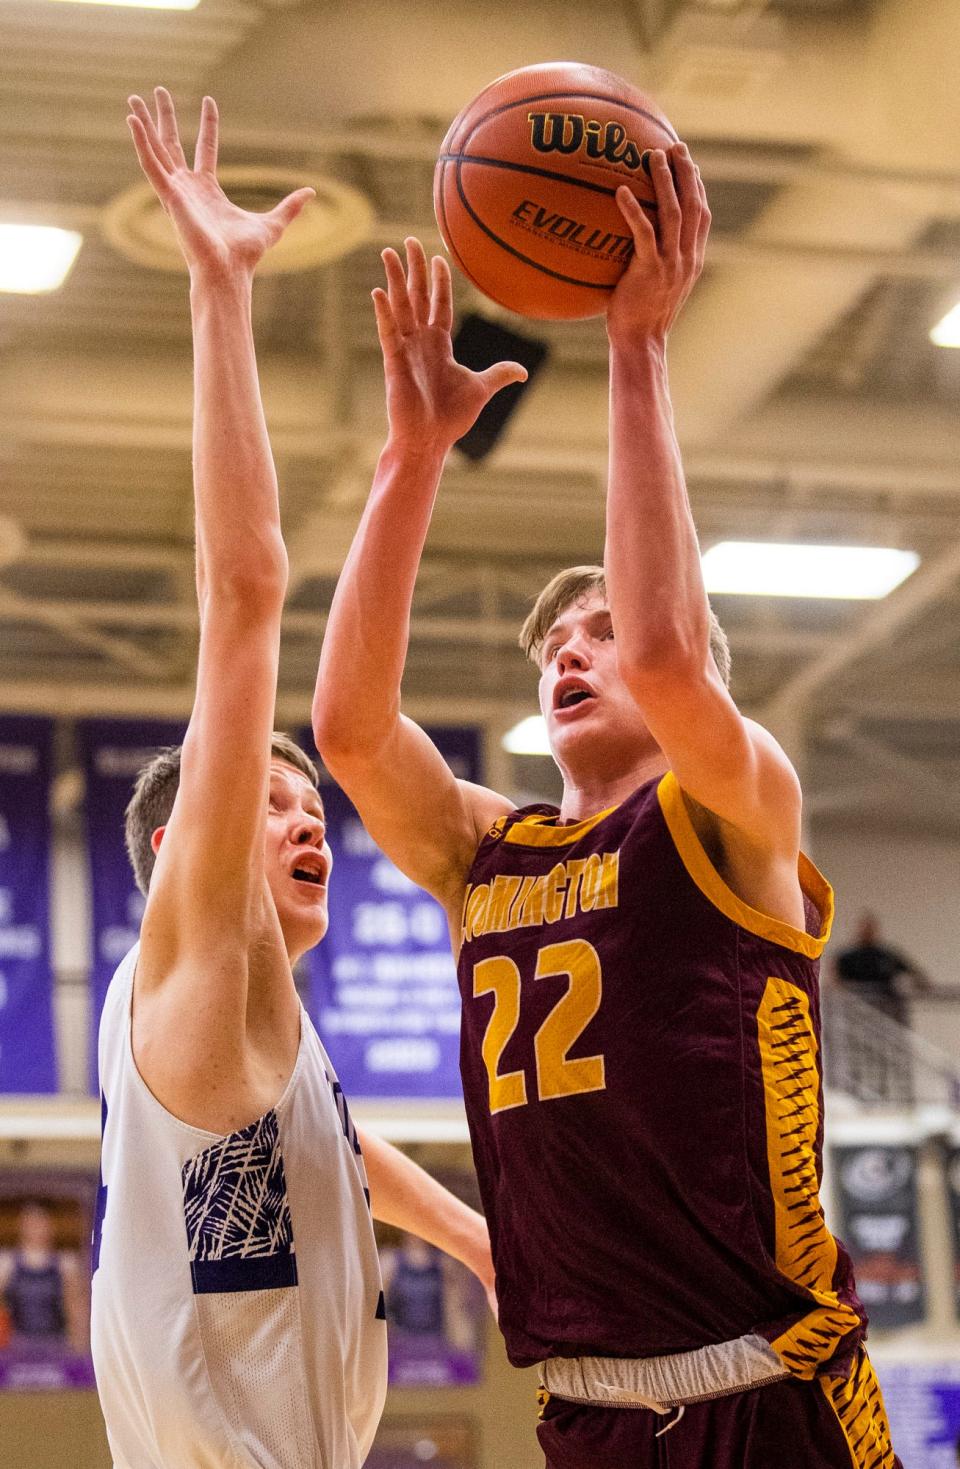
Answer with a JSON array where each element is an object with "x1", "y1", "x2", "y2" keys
[
  {"x1": 126, "y1": 88, "x2": 314, "y2": 279},
  {"x1": 372, "y1": 238, "x2": 528, "y2": 453},
  {"x1": 434, "y1": 62, "x2": 681, "y2": 320},
  {"x1": 606, "y1": 143, "x2": 711, "y2": 344}
]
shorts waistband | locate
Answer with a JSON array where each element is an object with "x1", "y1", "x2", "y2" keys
[{"x1": 538, "y1": 1333, "x2": 790, "y2": 1414}]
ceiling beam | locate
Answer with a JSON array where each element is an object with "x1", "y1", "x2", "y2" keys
[
  {"x1": 828, "y1": 726, "x2": 960, "y2": 819},
  {"x1": 0, "y1": 594, "x2": 839, "y2": 657},
  {"x1": 0, "y1": 677, "x2": 522, "y2": 727},
  {"x1": 763, "y1": 538, "x2": 960, "y2": 726},
  {"x1": 0, "y1": 587, "x2": 169, "y2": 679}
]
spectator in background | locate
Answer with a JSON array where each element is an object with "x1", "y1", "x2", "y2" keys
[
  {"x1": 380, "y1": 1231, "x2": 479, "y2": 1354},
  {"x1": 0, "y1": 1200, "x2": 86, "y2": 1354},
  {"x1": 833, "y1": 912, "x2": 930, "y2": 1027},
  {"x1": 830, "y1": 913, "x2": 932, "y2": 1104}
]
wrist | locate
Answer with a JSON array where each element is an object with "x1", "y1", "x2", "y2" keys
[
  {"x1": 382, "y1": 430, "x2": 452, "y2": 469},
  {"x1": 189, "y1": 260, "x2": 256, "y2": 303},
  {"x1": 606, "y1": 328, "x2": 667, "y2": 366},
  {"x1": 608, "y1": 336, "x2": 671, "y2": 404},
  {"x1": 450, "y1": 1209, "x2": 493, "y2": 1282}
]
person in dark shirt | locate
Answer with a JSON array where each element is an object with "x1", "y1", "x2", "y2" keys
[
  {"x1": 831, "y1": 913, "x2": 930, "y2": 1102},
  {"x1": 833, "y1": 912, "x2": 929, "y2": 1025},
  {"x1": 0, "y1": 1201, "x2": 84, "y2": 1352}
]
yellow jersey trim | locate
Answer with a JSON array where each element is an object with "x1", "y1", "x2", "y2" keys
[
  {"x1": 820, "y1": 1351, "x2": 897, "y2": 1469},
  {"x1": 501, "y1": 804, "x2": 618, "y2": 848},
  {"x1": 656, "y1": 772, "x2": 834, "y2": 959},
  {"x1": 758, "y1": 977, "x2": 861, "y2": 1379}
]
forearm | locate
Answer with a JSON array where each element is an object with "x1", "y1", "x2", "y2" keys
[
  {"x1": 190, "y1": 269, "x2": 287, "y2": 598},
  {"x1": 358, "y1": 1127, "x2": 491, "y2": 1283},
  {"x1": 604, "y1": 339, "x2": 710, "y2": 675},
  {"x1": 314, "y1": 437, "x2": 447, "y2": 754}
]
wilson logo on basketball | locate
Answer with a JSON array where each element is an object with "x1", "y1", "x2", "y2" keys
[{"x1": 526, "y1": 112, "x2": 648, "y2": 172}]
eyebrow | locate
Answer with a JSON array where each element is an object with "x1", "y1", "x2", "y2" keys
[
  {"x1": 269, "y1": 771, "x2": 325, "y2": 816},
  {"x1": 543, "y1": 606, "x2": 611, "y2": 646}
]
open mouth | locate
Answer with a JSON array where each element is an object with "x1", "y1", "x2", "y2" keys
[
  {"x1": 292, "y1": 864, "x2": 326, "y2": 888},
  {"x1": 555, "y1": 679, "x2": 596, "y2": 711}
]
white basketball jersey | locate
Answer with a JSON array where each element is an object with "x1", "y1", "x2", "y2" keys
[{"x1": 91, "y1": 945, "x2": 387, "y2": 1469}]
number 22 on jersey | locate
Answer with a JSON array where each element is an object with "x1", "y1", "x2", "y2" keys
[{"x1": 472, "y1": 938, "x2": 606, "y2": 1113}]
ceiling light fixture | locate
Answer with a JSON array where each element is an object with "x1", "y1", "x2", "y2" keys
[
  {"x1": 0, "y1": 224, "x2": 83, "y2": 294},
  {"x1": 501, "y1": 715, "x2": 551, "y2": 756},
  {"x1": 44, "y1": 0, "x2": 199, "y2": 9},
  {"x1": 701, "y1": 542, "x2": 919, "y2": 599},
  {"x1": 930, "y1": 302, "x2": 960, "y2": 348}
]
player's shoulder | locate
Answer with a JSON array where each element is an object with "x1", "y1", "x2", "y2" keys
[
  {"x1": 477, "y1": 775, "x2": 663, "y2": 848},
  {"x1": 742, "y1": 716, "x2": 802, "y2": 787},
  {"x1": 456, "y1": 779, "x2": 515, "y2": 846}
]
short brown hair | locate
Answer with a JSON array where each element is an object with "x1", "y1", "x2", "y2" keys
[
  {"x1": 519, "y1": 565, "x2": 731, "y2": 687},
  {"x1": 124, "y1": 731, "x2": 319, "y2": 896}
]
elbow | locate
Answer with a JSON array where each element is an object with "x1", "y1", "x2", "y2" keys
[
  {"x1": 203, "y1": 540, "x2": 288, "y2": 616},
  {"x1": 312, "y1": 701, "x2": 395, "y2": 771},
  {"x1": 311, "y1": 705, "x2": 350, "y2": 768},
  {"x1": 311, "y1": 677, "x2": 351, "y2": 764}
]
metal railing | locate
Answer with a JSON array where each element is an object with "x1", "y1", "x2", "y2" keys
[{"x1": 822, "y1": 986, "x2": 960, "y2": 1110}]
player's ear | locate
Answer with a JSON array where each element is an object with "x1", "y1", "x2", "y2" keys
[{"x1": 150, "y1": 826, "x2": 166, "y2": 855}]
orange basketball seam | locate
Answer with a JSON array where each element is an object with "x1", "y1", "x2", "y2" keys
[
  {"x1": 452, "y1": 160, "x2": 617, "y2": 291},
  {"x1": 437, "y1": 152, "x2": 660, "y2": 210},
  {"x1": 434, "y1": 158, "x2": 487, "y2": 297},
  {"x1": 435, "y1": 65, "x2": 677, "y2": 318}
]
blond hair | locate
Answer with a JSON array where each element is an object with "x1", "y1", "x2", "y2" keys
[{"x1": 519, "y1": 565, "x2": 731, "y2": 687}]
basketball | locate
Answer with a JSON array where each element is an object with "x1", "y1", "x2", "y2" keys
[{"x1": 434, "y1": 62, "x2": 679, "y2": 321}]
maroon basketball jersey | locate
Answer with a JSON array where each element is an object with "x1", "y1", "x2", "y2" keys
[{"x1": 457, "y1": 772, "x2": 866, "y2": 1376}]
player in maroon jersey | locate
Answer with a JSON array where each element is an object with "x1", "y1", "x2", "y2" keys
[{"x1": 313, "y1": 145, "x2": 900, "y2": 1469}]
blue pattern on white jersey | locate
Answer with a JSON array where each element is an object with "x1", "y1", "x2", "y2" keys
[{"x1": 181, "y1": 1109, "x2": 298, "y2": 1294}]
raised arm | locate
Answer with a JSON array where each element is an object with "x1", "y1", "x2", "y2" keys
[
  {"x1": 603, "y1": 150, "x2": 802, "y2": 862},
  {"x1": 357, "y1": 1128, "x2": 496, "y2": 1315},
  {"x1": 126, "y1": 91, "x2": 312, "y2": 1076},
  {"x1": 313, "y1": 241, "x2": 522, "y2": 905}
]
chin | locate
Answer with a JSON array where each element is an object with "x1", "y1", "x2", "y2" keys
[
  {"x1": 553, "y1": 715, "x2": 645, "y2": 771},
  {"x1": 281, "y1": 903, "x2": 329, "y2": 959},
  {"x1": 300, "y1": 903, "x2": 329, "y2": 948},
  {"x1": 549, "y1": 714, "x2": 601, "y2": 755}
]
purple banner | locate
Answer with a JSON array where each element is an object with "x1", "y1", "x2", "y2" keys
[
  {"x1": 377, "y1": 1164, "x2": 487, "y2": 1388},
  {"x1": 302, "y1": 727, "x2": 481, "y2": 1099},
  {"x1": 78, "y1": 719, "x2": 186, "y2": 1091},
  {"x1": 0, "y1": 717, "x2": 55, "y2": 1094},
  {"x1": 877, "y1": 1360, "x2": 960, "y2": 1469},
  {"x1": 0, "y1": 1170, "x2": 96, "y2": 1391}
]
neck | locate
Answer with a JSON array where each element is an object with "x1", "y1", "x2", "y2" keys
[{"x1": 558, "y1": 750, "x2": 669, "y2": 822}]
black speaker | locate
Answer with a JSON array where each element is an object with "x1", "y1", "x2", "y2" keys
[{"x1": 452, "y1": 313, "x2": 549, "y2": 462}]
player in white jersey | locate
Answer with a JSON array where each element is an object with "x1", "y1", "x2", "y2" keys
[{"x1": 90, "y1": 90, "x2": 495, "y2": 1469}]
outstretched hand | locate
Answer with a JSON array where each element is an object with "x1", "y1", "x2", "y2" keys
[
  {"x1": 606, "y1": 142, "x2": 710, "y2": 344},
  {"x1": 373, "y1": 239, "x2": 528, "y2": 453},
  {"x1": 126, "y1": 88, "x2": 314, "y2": 280}
]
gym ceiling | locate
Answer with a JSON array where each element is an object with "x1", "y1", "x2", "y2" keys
[{"x1": 0, "y1": 0, "x2": 958, "y2": 831}]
